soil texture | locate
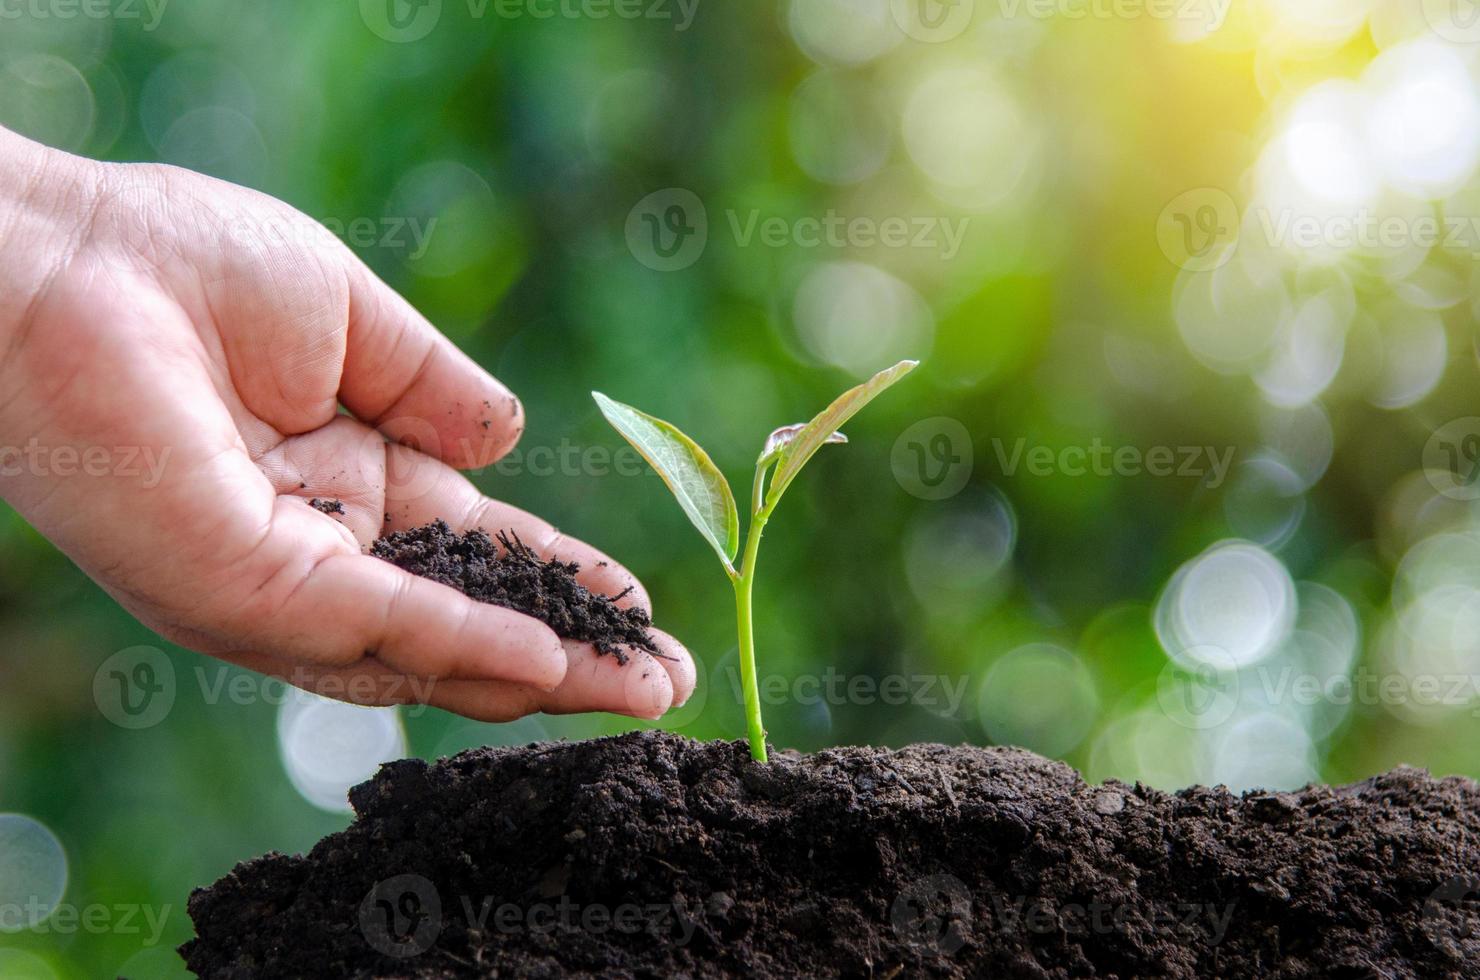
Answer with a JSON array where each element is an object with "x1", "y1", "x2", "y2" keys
[
  {"x1": 182, "y1": 730, "x2": 1480, "y2": 978},
  {"x1": 371, "y1": 520, "x2": 658, "y2": 664}
]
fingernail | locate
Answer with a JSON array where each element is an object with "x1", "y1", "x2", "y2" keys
[{"x1": 624, "y1": 656, "x2": 673, "y2": 719}]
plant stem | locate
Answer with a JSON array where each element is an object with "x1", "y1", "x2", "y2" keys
[{"x1": 734, "y1": 485, "x2": 770, "y2": 762}]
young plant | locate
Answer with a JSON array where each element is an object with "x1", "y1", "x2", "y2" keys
[{"x1": 593, "y1": 360, "x2": 918, "y2": 762}]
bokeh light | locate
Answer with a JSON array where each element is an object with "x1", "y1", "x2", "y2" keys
[
  {"x1": 1156, "y1": 541, "x2": 1298, "y2": 671},
  {"x1": 276, "y1": 695, "x2": 407, "y2": 814},
  {"x1": 0, "y1": 814, "x2": 67, "y2": 931},
  {"x1": 792, "y1": 260, "x2": 934, "y2": 372},
  {"x1": 977, "y1": 644, "x2": 1098, "y2": 758}
]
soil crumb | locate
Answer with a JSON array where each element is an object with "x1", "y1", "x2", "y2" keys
[
  {"x1": 310, "y1": 498, "x2": 346, "y2": 516},
  {"x1": 181, "y1": 731, "x2": 1480, "y2": 979},
  {"x1": 371, "y1": 520, "x2": 658, "y2": 664}
]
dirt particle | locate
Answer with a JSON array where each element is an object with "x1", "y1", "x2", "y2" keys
[
  {"x1": 309, "y1": 498, "x2": 346, "y2": 516},
  {"x1": 706, "y1": 891, "x2": 735, "y2": 918}
]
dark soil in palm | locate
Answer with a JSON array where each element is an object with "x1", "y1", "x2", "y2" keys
[
  {"x1": 371, "y1": 520, "x2": 658, "y2": 664},
  {"x1": 181, "y1": 731, "x2": 1480, "y2": 978}
]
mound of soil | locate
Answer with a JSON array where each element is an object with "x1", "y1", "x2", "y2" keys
[
  {"x1": 181, "y1": 731, "x2": 1480, "y2": 978},
  {"x1": 371, "y1": 520, "x2": 658, "y2": 663}
]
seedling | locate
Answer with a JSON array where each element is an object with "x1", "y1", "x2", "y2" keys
[{"x1": 594, "y1": 360, "x2": 918, "y2": 762}]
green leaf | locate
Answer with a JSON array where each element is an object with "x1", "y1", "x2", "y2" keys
[
  {"x1": 758, "y1": 424, "x2": 847, "y2": 468},
  {"x1": 593, "y1": 392, "x2": 740, "y2": 567},
  {"x1": 764, "y1": 360, "x2": 918, "y2": 511}
]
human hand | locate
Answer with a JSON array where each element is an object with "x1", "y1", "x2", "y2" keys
[{"x1": 0, "y1": 126, "x2": 695, "y2": 722}]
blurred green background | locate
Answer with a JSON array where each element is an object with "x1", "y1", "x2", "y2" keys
[{"x1": 6, "y1": 0, "x2": 1480, "y2": 975}]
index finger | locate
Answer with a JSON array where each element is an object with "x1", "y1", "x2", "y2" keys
[{"x1": 339, "y1": 261, "x2": 523, "y2": 470}]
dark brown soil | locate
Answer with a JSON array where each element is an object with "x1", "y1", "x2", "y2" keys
[
  {"x1": 371, "y1": 520, "x2": 658, "y2": 664},
  {"x1": 181, "y1": 731, "x2": 1480, "y2": 979},
  {"x1": 310, "y1": 498, "x2": 346, "y2": 516}
]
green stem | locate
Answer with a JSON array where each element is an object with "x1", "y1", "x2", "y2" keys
[{"x1": 734, "y1": 466, "x2": 772, "y2": 762}]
